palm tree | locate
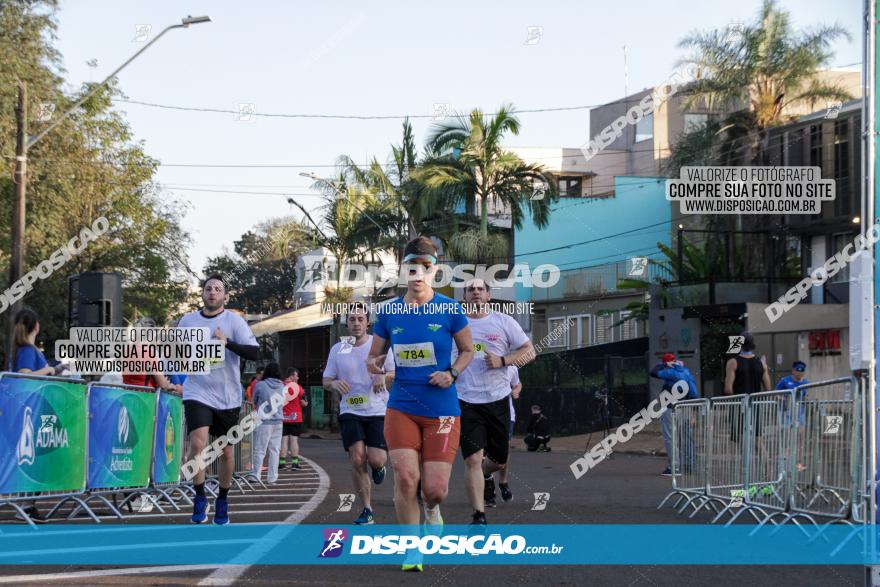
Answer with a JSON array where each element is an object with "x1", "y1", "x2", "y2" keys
[
  {"x1": 289, "y1": 178, "x2": 394, "y2": 340},
  {"x1": 677, "y1": 0, "x2": 852, "y2": 164},
  {"x1": 418, "y1": 104, "x2": 557, "y2": 263}
]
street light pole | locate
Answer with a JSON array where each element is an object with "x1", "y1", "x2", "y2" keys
[{"x1": 6, "y1": 15, "x2": 210, "y2": 369}]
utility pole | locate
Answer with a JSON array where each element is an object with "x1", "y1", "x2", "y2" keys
[{"x1": 8, "y1": 83, "x2": 27, "y2": 368}]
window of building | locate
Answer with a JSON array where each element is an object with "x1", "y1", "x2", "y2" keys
[
  {"x1": 683, "y1": 113, "x2": 708, "y2": 133},
  {"x1": 635, "y1": 113, "x2": 653, "y2": 142},
  {"x1": 595, "y1": 313, "x2": 613, "y2": 345},
  {"x1": 546, "y1": 317, "x2": 570, "y2": 348},
  {"x1": 831, "y1": 233, "x2": 852, "y2": 283},
  {"x1": 834, "y1": 118, "x2": 851, "y2": 218},
  {"x1": 809, "y1": 124, "x2": 823, "y2": 167},
  {"x1": 571, "y1": 314, "x2": 593, "y2": 347},
  {"x1": 618, "y1": 311, "x2": 638, "y2": 340},
  {"x1": 558, "y1": 176, "x2": 582, "y2": 197}
]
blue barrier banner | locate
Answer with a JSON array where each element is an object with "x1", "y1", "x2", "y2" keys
[
  {"x1": 152, "y1": 391, "x2": 183, "y2": 484},
  {"x1": 0, "y1": 376, "x2": 87, "y2": 493},
  {"x1": 0, "y1": 525, "x2": 876, "y2": 565},
  {"x1": 87, "y1": 386, "x2": 155, "y2": 490}
]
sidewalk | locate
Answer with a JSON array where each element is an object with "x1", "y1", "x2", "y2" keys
[{"x1": 302, "y1": 419, "x2": 667, "y2": 456}]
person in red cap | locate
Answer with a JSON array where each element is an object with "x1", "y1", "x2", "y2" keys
[{"x1": 650, "y1": 352, "x2": 698, "y2": 476}]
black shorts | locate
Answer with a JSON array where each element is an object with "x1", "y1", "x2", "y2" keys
[
  {"x1": 459, "y1": 396, "x2": 511, "y2": 464},
  {"x1": 283, "y1": 422, "x2": 303, "y2": 436},
  {"x1": 339, "y1": 414, "x2": 387, "y2": 451},
  {"x1": 184, "y1": 400, "x2": 240, "y2": 437}
]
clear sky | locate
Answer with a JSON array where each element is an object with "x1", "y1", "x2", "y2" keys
[{"x1": 52, "y1": 0, "x2": 862, "y2": 275}]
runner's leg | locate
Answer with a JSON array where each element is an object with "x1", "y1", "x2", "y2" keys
[
  {"x1": 389, "y1": 448, "x2": 421, "y2": 524},
  {"x1": 366, "y1": 446, "x2": 387, "y2": 472},
  {"x1": 421, "y1": 460, "x2": 453, "y2": 508},
  {"x1": 187, "y1": 426, "x2": 210, "y2": 486},
  {"x1": 464, "y1": 450, "x2": 486, "y2": 512},
  {"x1": 349, "y1": 440, "x2": 372, "y2": 510}
]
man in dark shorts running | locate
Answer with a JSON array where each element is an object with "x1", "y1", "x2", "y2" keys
[
  {"x1": 456, "y1": 279, "x2": 533, "y2": 527},
  {"x1": 323, "y1": 302, "x2": 395, "y2": 524},
  {"x1": 179, "y1": 274, "x2": 260, "y2": 525}
]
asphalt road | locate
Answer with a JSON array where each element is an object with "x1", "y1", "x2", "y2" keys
[{"x1": 0, "y1": 437, "x2": 865, "y2": 586}]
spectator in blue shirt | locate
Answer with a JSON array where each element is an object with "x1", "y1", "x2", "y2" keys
[
  {"x1": 776, "y1": 361, "x2": 809, "y2": 397},
  {"x1": 12, "y1": 309, "x2": 54, "y2": 376},
  {"x1": 650, "y1": 353, "x2": 698, "y2": 477},
  {"x1": 10, "y1": 309, "x2": 57, "y2": 524}
]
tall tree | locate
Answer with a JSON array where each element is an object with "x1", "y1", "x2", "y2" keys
[
  {"x1": 0, "y1": 1, "x2": 192, "y2": 352},
  {"x1": 418, "y1": 104, "x2": 557, "y2": 263},
  {"x1": 677, "y1": 0, "x2": 852, "y2": 164},
  {"x1": 337, "y1": 119, "x2": 459, "y2": 258}
]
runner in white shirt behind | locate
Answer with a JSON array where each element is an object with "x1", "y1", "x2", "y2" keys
[
  {"x1": 323, "y1": 302, "x2": 395, "y2": 525},
  {"x1": 456, "y1": 278, "x2": 534, "y2": 527}
]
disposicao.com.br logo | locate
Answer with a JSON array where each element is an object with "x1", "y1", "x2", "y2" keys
[{"x1": 320, "y1": 528, "x2": 564, "y2": 558}]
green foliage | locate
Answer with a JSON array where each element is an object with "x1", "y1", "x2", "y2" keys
[
  {"x1": 0, "y1": 1, "x2": 192, "y2": 353},
  {"x1": 418, "y1": 104, "x2": 557, "y2": 263},
  {"x1": 673, "y1": 0, "x2": 852, "y2": 165},
  {"x1": 202, "y1": 219, "x2": 310, "y2": 315}
]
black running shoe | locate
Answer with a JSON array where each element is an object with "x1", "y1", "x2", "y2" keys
[
  {"x1": 483, "y1": 476, "x2": 496, "y2": 503},
  {"x1": 499, "y1": 483, "x2": 513, "y2": 502},
  {"x1": 469, "y1": 510, "x2": 487, "y2": 534}
]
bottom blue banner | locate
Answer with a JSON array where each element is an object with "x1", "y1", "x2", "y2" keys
[{"x1": 0, "y1": 524, "x2": 877, "y2": 565}]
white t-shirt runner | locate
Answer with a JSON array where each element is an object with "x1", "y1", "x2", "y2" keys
[
  {"x1": 323, "y1": 335, "x2": 394, "y2": 417},
  {"x1": 178, "y1": 309, "x2": 258, "y2": 410},
  {"x1": 456, "y1": 311, "x2": 530, "y2": 404}
]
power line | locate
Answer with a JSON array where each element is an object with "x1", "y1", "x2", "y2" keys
[
  {"x1": 515, "y1": 219, "x2": 675, "y2": 258},
  {"x1": 113, "y1": 99, "x2": 596, "y2": 120}
]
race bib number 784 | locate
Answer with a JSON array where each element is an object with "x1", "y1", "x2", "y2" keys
[{"x1": 394, "y1": 342, "x2": 437, "y2": 367}]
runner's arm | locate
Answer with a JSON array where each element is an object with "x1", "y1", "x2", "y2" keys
[
  {"x1": 366, "y1": 334, "x2": 388, "y2": 375},
  {"x1": 450, "y1": 324, "x2": 474, "y2": 375},
  {"x1": 224, "y1": 340, "x2": 261, "y2": 361},
  {"x1": 502, "y1": 340, "x2": 535, "y2": 368}
]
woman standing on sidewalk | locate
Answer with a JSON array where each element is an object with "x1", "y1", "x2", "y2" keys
[{"x1": 251, "y1": 362, "x2": 285, "y2": 484}]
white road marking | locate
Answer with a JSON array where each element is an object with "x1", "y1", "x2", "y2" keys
[
  {"x1": 198, "y1": 456, "x2": 330, "y2": 585},
  {"x1": 0, "y1": 565, "x2": 221, "y2": 584}
]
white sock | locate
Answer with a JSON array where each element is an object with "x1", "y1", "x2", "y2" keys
[{"x1": 424, "y1": 504, "x2": 442, "y2": 524}]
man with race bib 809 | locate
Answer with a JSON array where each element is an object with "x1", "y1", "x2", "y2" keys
[
  {"x1": 367, "y1": 236, "x2": 474, "y2": 572},
  {"x1": 457, "y1": 278, "x2": 533, "y2": 527},
  {"x1": 322, "y1": 302, "x2": 395, "y2": 525}
]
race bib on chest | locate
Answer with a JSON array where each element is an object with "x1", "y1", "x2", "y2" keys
[
  {"x1": 473, "y1": 341, "x2": 488, "y2": 356},
  {"x1": 345, "y1": 394, "x2": 369, "y2": 410},
  {"x1": 394, "y1": 342, "x2": 437, "y2": 367}
]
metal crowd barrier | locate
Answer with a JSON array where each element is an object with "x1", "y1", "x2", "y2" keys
[
  {"x1": 659, "y1": 376, "x2": 864, "y2": 531},
  {"x1": 0, "y1": 373, "x2": 92, "y2": 527},
  {"x1": 657, "y1": 399, "x2": 707, "y2": 514},
  {"x1": 51, "y1": 381, "x2": 160, "y2": 521},
  {"x1": 0, "y1": 371, "x2": 265, "y2": 526}
]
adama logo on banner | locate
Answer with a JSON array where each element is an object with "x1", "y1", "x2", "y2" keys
[
  {"x1": 17, "y1": 407, "x2": 35, "y2": 466},
  {"x1": 37, "y1": 414, "x2": 68, "y2": 450}
]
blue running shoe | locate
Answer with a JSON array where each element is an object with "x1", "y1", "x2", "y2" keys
[
  {"x1": 371, "y1": 465, "x2": 386, "y2": 485},
  {"x1": 213, "y1": 497, "x2": 229, "y2": 525},
  {"x1": 354, "y1": 507, "x2": 374, "y2": 525},
  {"x1": 190, "y1": 495, "x2": 209, "y2": 524}
]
